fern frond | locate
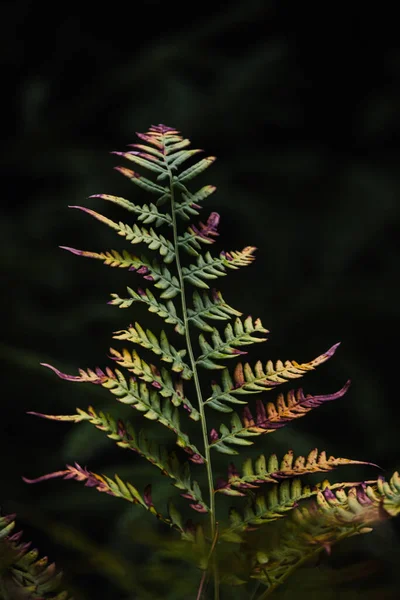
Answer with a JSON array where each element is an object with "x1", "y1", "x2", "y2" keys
[
  {"x1": 166, "y1": 148, "x2": 204, "y2": 170},
  {"x1": 113, "y1": 323, "x2": 192, "y2": 378},
  {"x1": 187, "y1": 289, "x2": 242, "y2": 334},
  {"x1": 205, "y1": 343, "x2": 341, "y2": 414},
  {"x1": 175, "y1": 156, "x2": 216, "y2": 183},
  {"x1": 220, "y1": 478, "x2": 377, "y2": 543},
  {"x1": 216, "y1": 449, "x2": 375, "y2": 494},
  {"x1": 182, "y1": 247, "x2": 256, "y2": 289},
  {"x1": 114, "y1": 165, "x2": 170, "y2": 198},
  {"x1": 209, "y1": 382, "x2": 350, "y2": 454},
  {"x1": 174, "y1": 185, "x2": 216, "y2": 220},
  {"x1": 178, "y1": 212, "x2": 220, "y2": 256},
  {"x1": 196, "y1": 316, "x2": 268, "y2": 370},
  {"x1": 89, "y1": 193, "x2": 172, "y2": 227},
  {"x1": 112, "y1": 151, "x2": 167, "y2": 176},
  {"x1": 108, "y1": 347, "x2": 199, "y2": 419},
  {"x1": 0, "y1": 509, "x2": 72, "y2": 599},
  {"x1": 61, "y1": 247, "x2": 181, "y2": 299},
  {"x1": 29, "y1": 407, "x2": 208, "y2": 513},
  {"x1": 41, "y1": 363, "x2": 204, "y2": 461},
  {"x1": 69, "y1": 206, "x2": 176, "y2": 263},
  {"x1": 23, "y1": 464, "x2": 175, "y2": 528},
  {"x1": 249, "y1": 472, "x2": 400, "y2": 598},
  {"x1": 108, "y1": 287, "x2": 185, "y2": 335}
]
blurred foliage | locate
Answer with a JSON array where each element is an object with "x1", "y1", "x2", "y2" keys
[{"x1": 2, "y1": 1, "x2": 400, "y2": 598}]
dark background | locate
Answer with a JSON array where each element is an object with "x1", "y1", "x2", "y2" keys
[{"x1": 2, "y1": 2, "x2": 400, "y2": 599}]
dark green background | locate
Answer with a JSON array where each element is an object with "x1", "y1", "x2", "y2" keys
[{"x1": 2, "y1": 2, "x2": 400, "y2": 598}]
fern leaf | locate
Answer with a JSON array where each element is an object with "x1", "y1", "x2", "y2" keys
[
  {"x1": 41, "y1": 363, "x2": 204, "y2": 461},
  {"x1": 108, "y1": 347, "x2": 199, "y2": 419},
  {"x1": 114, "y1": 164, "x2": 170, "y2": 197},
  {"x1": 164, "y1": 137, "x2": 191, "y2": 154},
  {"x1": 249, "y1": 472, "x2": 400, "y2": 596},
  {"x1": 23, "y1": 464, "x2": 176, "y2": 528},
  {"x1": 0, "y1": 510, "x2": 71, "y2": 599},
  {"x1": 175, "y1": 185, "x2": 216, "y2": 220},
  {"x1": 220, "y1": 477, "x2": 377, "y2": 542},
  {"x1": 60, "y1": 246, "x2": 181, "y2": 299},
  {"x1": 89, "y1": 193, "x2": 172, "y2": 227},
  {"x1": 109, "y1": 287, "x2": 185, "y2": 334},
  {"x1": 204, "y1": 343, "x2": 341, "y2": 411},
  {"x1": 182, "y1": 247, "x2": 256, "y2": 288},
  {"x1": 187, "y1": 289, "x2": 242, "y2": 333},
  {"x1": 196, "y1": 316, "x2": 268, "y2": 370},
  {"x1": 216, "y1": 449, "x2": 376, "y2": 494},
  {"x1": 30, "y1": 407, "x2": 208, "y2": 513},
  {"x1": 112, "y1": 150, "x2": 167, "y2": 176},
  {"x1": 113, "y1": 324, "x2": 192, "y2": 378},
  {"x1": 178, "y1": 212, "x2": 220, "y2": 256},
  {"x1": 209, "y1": 382, "x2": 350, "y2": 453},
  {"x1": 175, "y1": 156, "x2": 216, "y2": 183},
  {"x1": 167, "y1": 148, "x2": 203, "y2": 170},
  {"x1": 70, "y1": 206, "x2": 175, "y2": 263},
  {"x1": 234, "y1": 342, "x2": 342, "y2": 392}
]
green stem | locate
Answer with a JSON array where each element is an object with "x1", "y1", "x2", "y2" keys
[{"x1": 165, "y1": 160, "x2": 219, "y2": 599}]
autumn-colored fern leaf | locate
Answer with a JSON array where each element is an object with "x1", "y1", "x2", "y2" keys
[
  {"x1": 27, "y1": 125, "x2": 396, "y2": 600},
  {"x1": 204, "y1": 342, "x2": 340, "y2": 412},
  {"x1": 209, "y1": 382, "x2": 351, "y2": 454},
  {"x1": 23, "y1": 463, "x2": 174, "y2": 526},
  {"x1": 216, "y1": 449, "x2": 377, "y2": 495},
  {"x1": 0, "y1": 509, "x2": 72, "y2": 599}
]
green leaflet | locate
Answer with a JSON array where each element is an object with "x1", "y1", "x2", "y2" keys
[
  {"x1": 108, "y1": 347, "x2": 199, "y2": 420},
  {"x1": 182, "y1": 247, "x2": 256, "y2": 288},
  {"x1": 114, "y1": 165, "x2": 170, "y2": 196},
  {"x1": 196, "y1": 316, "x2": 268, "y2": 370},
  {"x1": 109, "y1": 287, "x2": 185, "y2": 335},
  {"x1": 113, "y1": 323, "x2": 192, "y2": 378},
  {"x1": 89, "y1": 193, "x2": 172, "y2": 227},
  {"x1": 70, "y1": 206, "x2": 176, "y2": 263},
  {"x1": 0, "y1": 509, "x2": 72, "y2": 599},
  {"x1": 60, "y1": 247, "x2": 181, "y2": 298},
  {"x1": 176, "y1": 156, "x2": 216, "y2": 183},
  {"x1": 187, "y1": 289, "x2": 242, "y2": 332},
  {"x1": 175, "y1": 184, "x2": 216, "y2": 220}
]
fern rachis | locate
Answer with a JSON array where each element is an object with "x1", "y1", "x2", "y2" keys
[{"x1": 24, "y1": 125, "x2": 400, "y2": 599}]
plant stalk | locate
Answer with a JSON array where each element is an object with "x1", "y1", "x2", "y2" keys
[{"x1": 166, "y1": 162, "x2": 219, "y2": 599}]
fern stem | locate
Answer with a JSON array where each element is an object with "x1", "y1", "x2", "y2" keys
[{"x1": 166, "y1": 164, "x2": 219, "y2": 599}]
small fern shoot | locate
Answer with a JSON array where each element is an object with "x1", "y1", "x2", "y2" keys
[{"x1": 25, "y1": 125, "x2": 400, "y2": 599}]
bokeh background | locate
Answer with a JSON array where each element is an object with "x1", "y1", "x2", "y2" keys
[{"x1": 2, "y1": 2, "x2": 400, "y2": 599}]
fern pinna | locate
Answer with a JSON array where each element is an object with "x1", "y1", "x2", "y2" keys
[
  {"x1": 0, "y1": 509, "x2": 71, "y2": 599},
  {"x1": 25, "y1": 125, "x2": 400, "y2": 599}
]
